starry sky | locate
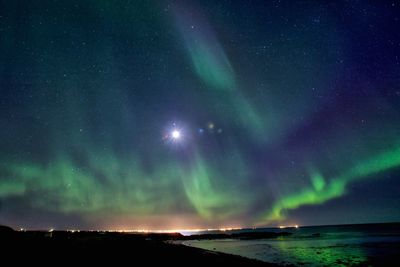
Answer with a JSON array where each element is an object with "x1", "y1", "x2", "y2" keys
[{"x1": 1, "y1": 0, "x2": 400, "y2": 230}]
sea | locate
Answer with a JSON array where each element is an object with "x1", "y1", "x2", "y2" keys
[{"x1": 180, "y1": 223, "x2": 400, "y2": 266}]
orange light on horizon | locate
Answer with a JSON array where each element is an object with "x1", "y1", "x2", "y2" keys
[
  {"x1": 278, "y1": 224, "x2": 299, "y2": 229},
  {"x1": 103, "y1": 227, "x2": 243, "y2": 234}
]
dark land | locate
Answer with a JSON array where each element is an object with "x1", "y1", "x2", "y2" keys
[{"x1": 0, "y1": 225, "x2": 279, "y2": 266}]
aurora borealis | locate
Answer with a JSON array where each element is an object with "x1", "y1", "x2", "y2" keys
[{"x1": 1, "y1": 0, "x2": 400, "y2": 230}]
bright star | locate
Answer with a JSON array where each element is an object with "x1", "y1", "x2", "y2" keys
[
  {"x1": 162, "y1": 123, "x2": 186, "y2": 145},
  {"x1": 172, "y1": 130, "x2": 181, "y2": 139}
]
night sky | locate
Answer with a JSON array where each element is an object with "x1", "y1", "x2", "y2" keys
[{"x1": 1, "y1": 0, "x2": 400, "y2": 230}]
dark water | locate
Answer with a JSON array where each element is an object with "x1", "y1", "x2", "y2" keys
[{"x1": 181, "y1": 223, "x2": 400, "y2": 266}]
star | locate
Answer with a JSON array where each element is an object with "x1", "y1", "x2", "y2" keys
[{"x1": 171, "y1": 129, "x2": 181, "y2": 139}]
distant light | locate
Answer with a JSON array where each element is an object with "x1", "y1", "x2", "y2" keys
[
  {"x1": 171, "y1": 130, "x2": 181, "y2": 139},
  {"x1": 279, "y1": 225, "x2": 285, "y2": 229},
  {"x1": 49, "y1": 228, "x2": 54, "y2": 232},
  {"x1": 104, "y1": 227, "x2": 242, "y2": 235},
  {"x1": 295, "y1": 225, "x2": 299, "y2": 229},
  {"x1": 219, "y1": 227, "x2": 235, "y2": 232}
]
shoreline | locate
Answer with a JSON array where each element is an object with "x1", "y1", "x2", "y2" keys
[
  {"x1": 2, "y1": 223, "x2": 398, "y2": 266},
  {"x1": 0, "y1": 226, "x2": 279, "y2": 266}
]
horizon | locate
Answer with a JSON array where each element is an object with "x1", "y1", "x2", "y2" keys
[{"x1": 9, "y1": 221, "x2": 400, "y2": 234}]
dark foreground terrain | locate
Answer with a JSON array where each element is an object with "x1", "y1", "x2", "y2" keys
[{"x1": 0, "y1": 225, "x2": 277, "y2": 266}]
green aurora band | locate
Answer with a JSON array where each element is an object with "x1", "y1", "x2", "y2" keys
[
  {"x1": 171, "y1": 2, "x2": 268, "y2": 139},
  {"x1": 261, "y1": 146, "x2": 400, "y2": 223},
  {"x1": 0, "y1": 141, "x2": 253, "y2": 227}
]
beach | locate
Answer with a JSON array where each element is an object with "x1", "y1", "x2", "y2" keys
[{"x1": 181, "y1": 223, "x2": 400, "y2": 266}]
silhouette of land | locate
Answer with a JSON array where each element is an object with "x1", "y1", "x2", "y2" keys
[
  {"x1": 0, "y1": 225, "x2": 280, "y2": 266},
  {"x1": 3, "y1": 224, "x2": 397, "y2": 266}
]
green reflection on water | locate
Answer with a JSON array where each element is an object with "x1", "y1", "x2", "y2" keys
[{"x1": 274, "y1": 239, "x2": 367, "y2": 266}]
